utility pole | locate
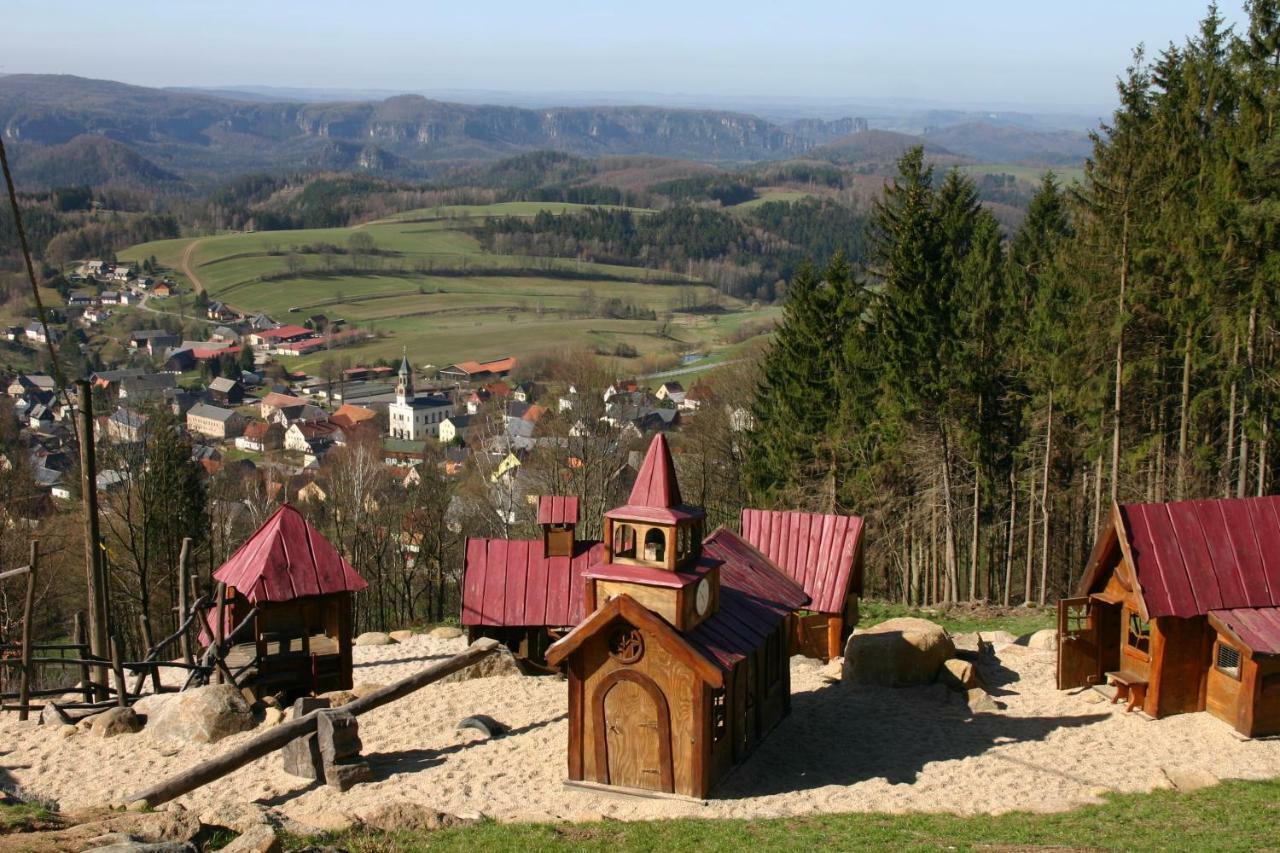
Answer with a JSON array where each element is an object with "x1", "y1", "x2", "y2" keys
[{"x1": 76, "y1": 380, "x2": 108, "y2": 698}]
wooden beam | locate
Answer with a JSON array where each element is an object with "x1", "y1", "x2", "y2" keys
[
  {"x1": 17, "y1": 541, "x2": 37, "y2": 721},
  {"x1": 76, "y1": 380, "x2": 109, "y2": 699},
  {"x1": 122, "y1": 638, "x2": 500, "y2": 809},
  {"x1": 110, "y1": 636, "x2": 127, "y2": 708},
  {"x1": 177, "y1": 538, "x2": 192, "y2": 666}
]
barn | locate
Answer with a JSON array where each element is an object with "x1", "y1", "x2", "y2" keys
[
  {"x1": 212, "y1": 503, "x2": 367, "y2": 697},
  {"x1": 740, "y1": 508, "x2": 864, "y2": 660},
  {"x1": 545, "y1": 435, "x2": 809, "y2": 799},
  {"x1": 1059, "y1": 496, "x2": 1280, "y2": 737}
]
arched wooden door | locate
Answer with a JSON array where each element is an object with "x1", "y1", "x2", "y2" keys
[{"x1": 593, "y1": 670, "x2": 674, "y2": 792}]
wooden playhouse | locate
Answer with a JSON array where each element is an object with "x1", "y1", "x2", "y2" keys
[
  {"x1": 740, "y1": 508, "x2": 864, "y2": 660},
  {"x1": 1059, "y1": 496, "x2": 1280, "y2": 737},
  {"x1": 212, "y1": 503, "x2": 368, "y2": 697},
  {"x1": 545, "y1": 435, "x2": 809, "y2": 798}
]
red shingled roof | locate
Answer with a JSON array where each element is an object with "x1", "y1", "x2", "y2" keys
[
  {"x1": 1116, "y1": 497, "x2": 1280, "y2": 619},
  {"x1": 462, "y1": 538, "x2": 604, "y2": 628},
  {"x1": 213, "y1": 503, "x2": 367, "y2": 603},
  {"x1": 1210, "y1": 607, "x2": 1280, "y2": 655},
  {"x1": 740, "y1": 509, "x2": 865, "y2": 614},
  {"x1": 605, "y1": 434, "x2": 703, "y2": 524},
  {"x1": 538, "y1": 495, "x2": 579, "y2": 526}
]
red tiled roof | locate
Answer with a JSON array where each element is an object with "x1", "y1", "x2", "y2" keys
[
  {"x1": 330, "y1": 403, "x2": 377, "y2": 429},
  {"x1": 261, "y1": 392, "x2": 310, "y2": 409},
  {"x1": 1210, "y1": 607, "x2": 1280, "y2": 655},
  {"x1": 538, "y1": 495, "x2": 579, "y2": 525},
  {"x1": 1118, "y1": 497, "x2": 1280, "y2": 618},
  {"x1": 740, "y1": 509, "x2": 865, "y2": 614},
  {"x1": 255, "y1": 325, "x2": 312, "y2": 341},
  {"x1": 448, "y1": 358, "x2": 516, "y2": 376},
  {"x1": 213, "y1": 503, "x2": 367, "y2": 603},
  {"x1": 462, "y1": 538, "x2": 604, "y2": 628}
]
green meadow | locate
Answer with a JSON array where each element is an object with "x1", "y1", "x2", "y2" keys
[{"x1": 120, "y1": 202, "x2": 772, "y2": 374}]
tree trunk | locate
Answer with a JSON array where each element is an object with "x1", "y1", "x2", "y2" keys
[
  {"x1": 939, "y1": 426, "x2": 961, "y2": 605},
  {"x1": 1176, "y1": 323, "x2": 1193, "y2": 500},
  {"x1": 1226, "y1": 333, "x2": 1240, "y2": 498},
  {"x1": 1111, "y1": 210, "x2": 1130, "y2": 504},
  {"x1": 1025, "y1": 467, "x2": 1036, "y2": 605},
  {"x1": 1239, "y1": 300, "x2": 1258, "y2": 498},
  {"x1": 1039, "y1": 390, "x2": 1053, "y2": 607},
  {"x1": 1003, "y1": 465, "x2": 1016, "y2": 608},
  {"x1": 1092, "y1": 452, "x2": 1103, "y2": 535},
  {"x1": 969, "y1": 458, "x2": 981, "y2": 602}
]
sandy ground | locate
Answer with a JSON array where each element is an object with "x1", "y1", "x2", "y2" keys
[{"x1": 2, "y1": 633, "x2": 1279, "y2": 830}]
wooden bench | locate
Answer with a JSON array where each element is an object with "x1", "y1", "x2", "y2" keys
[{"x1": 1106, "y1": 670, "x2": 1148, "y2": 713}]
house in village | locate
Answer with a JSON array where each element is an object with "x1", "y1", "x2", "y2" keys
[
  {"x1": 118, "y1": 373, "x2": 177, "y2": 404},
  {"x1": 130, "y1": 330, "x2": 182, "y2": 356},
  {"x1": 438, "y1": 357, "x2": 516, "y2": 384},
  {"x1": 208, "y1": 376, "x2": 245, "y2": 406},
  {"x1": 235, "y1": 420, "x2": 283, "y2": 453},
  {"x1": 247, "y1": 324, "x2": 312, "y2": 350},
  {"x1": 388, "y1": 355, "x2": 453, "y2": 440},
  {"x1": 105, "y1": 408, "x2": 150, "y2": 443},
  {"x1": 655, "y1": 381, "x2": 686, "y2": 407},
  {"x1": 1059, "y1": 496, "x2": 1280, "y2": 738},
  {"x1": 207, "y1": 301, "x2": 237, "y2": 323},
  {"x1": 285, "y1": 420, "x2": 341, "y2": 456},
  {"x1": 24, "y1": 322, "x2": 60, "y2": 345},
  {"x1": 439, "y1": 413, "x2": 473, "y2": 445},
  {"x1": 329, "y1": 403, "x2": 378, "y2": 433},
  {"x1": 186, "y1": 402, "x2": 244, "y2": 440}
]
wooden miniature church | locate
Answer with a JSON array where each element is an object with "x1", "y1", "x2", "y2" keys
[{"x1": 546, "y1": 435, "x2": 809, "y2": 799}]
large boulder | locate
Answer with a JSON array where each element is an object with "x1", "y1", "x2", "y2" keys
[
  {"x1": 354, "y1": 631, "x2": 395, "y2": 646},
  {"x1": 438, "y1": 648, "x2": 522, "y2": 683},
  {"x1": 1024, "y1": 629, "x2": 1058, "y2": 651},
  {"x1": 389, "y1": 629, "x2": 415, "y2": 643},
  {"x1": 938, "y1": 658, "x2": 982, "y2": 692},
  {"x1": 842, "y1": 617, "x2": 956, "y2": 687},
  {"x1": 90, "y1": 707, "x2": 143, "y2": 738},
  {"x1": 144, "y1": 684, "x2": 255, "y2": 744}
]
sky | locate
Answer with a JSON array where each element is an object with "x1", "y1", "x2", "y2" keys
[{"x1": 2, "y1": 1, "x2": 1248, "y2": 113}]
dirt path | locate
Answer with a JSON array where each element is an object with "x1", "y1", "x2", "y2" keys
[{"x1": 179, "y1": 238, "x2": 206, "y2": 294}]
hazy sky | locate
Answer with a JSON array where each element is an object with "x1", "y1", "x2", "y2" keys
[{"x1": 3, "y1": 1, "x2": 1246, "y2": 112}]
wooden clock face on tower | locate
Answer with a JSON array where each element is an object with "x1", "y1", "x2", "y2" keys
[{"x1": 695, "y1": 578, "x2": 710, "y2": 616}]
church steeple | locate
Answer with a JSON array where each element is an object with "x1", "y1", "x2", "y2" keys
[{"x1": 396, "y1": 350, "x2": 413, "y2": 404}]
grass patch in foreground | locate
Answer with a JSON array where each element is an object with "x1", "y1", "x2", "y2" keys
[
  {"x1": 0, "y1": 801, "x2": 60, "y2": 834},
  {"x1": 858, "y1": 599, "x2": 1055, "y2": 637},
  {"x1": 288, "y1": 779, "x2": 1280, "y2": 852}
]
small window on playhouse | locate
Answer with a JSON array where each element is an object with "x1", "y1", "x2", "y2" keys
[
  {"x1": 1216, "y1": 643, "x2": 1241, "y2": 680},
  {"x1": 711, "y1": 688, "x2": 727, "y2": 741},
  {"x1": 643, "y1": 527, "x2": 667, "y2": 563},
  {"x1": 614, "y1": 523, "x2": 637, "y2": 559},
  {"x1": 1126, "y1": 613, "x2": 1151, "y2": 655}
]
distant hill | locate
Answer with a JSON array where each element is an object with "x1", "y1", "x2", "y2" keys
[
  {"x1": 808, "y1": 129, "x2": 965, "y2": 167},
  {"x1": 0, "y1": 75, "x2": 1091, "y2": 190},
  {"x1": 10, "y1": 135, "x2": 185, "y2": 189},
  {"x1": 925, "y1": 122, "x2": 1092, "y2": 165}
]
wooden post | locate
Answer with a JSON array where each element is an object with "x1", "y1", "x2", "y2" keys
[
  {"x1": 826, "y1": 614, "x2": 843, "y2": 664},
  {"x1": 140, "y1": 614, "x2": 161, "y2": 694},
  {"x1": 213, "y1": 582, "x2": 226, "y2": 685},
  {"x1": 17, "y1": 542, "x2": 38, "y2": 721},
  {"x1": 73, "y1": 612, "x2": 91, "y2": 704},
  {"x1": 123, "y1": 638, "x2": 500, "y2": 809},
  {"x1": 76, "y1": 380, "x2": 109, "y2": 699},
  {"x1": 177, "y1": 538, "x2": 192, "y2": 666},
  {"x1": 110, "y1": 635, "x2": 127, "y2": 708}
]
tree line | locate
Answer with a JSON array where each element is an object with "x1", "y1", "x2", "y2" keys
[{"x1": 746, "y1": 3, "x2": 1280, "y2": 608}]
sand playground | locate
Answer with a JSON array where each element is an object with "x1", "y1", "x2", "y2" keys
[{"x1": 2, "y1": 632, "x2": 1279, "y2": 833}]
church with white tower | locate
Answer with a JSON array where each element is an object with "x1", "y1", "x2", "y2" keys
[{"x1": 388, "y1": 353, "x2": 453, "y2": 440}]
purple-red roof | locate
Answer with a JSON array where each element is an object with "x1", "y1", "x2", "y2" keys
[
  {"x1": 538, "y1": 495, "x2": 579, "y2": 526},
  {"x1": 1118, "y1": 497, "x2": 1280, "y2": 619},
  {"x1": 740, "y1": 509, "x2": 864, "y2": 614},
  {"x1": 462, "y1": 538, "x2": 604, "y2": 628},
  {"x1": 685, "y1": 528, "x2": 810, "y2": 671},
  {"x1": 1210, "y1": 607, "x2": 1280, "y2": 655},
  {"x1": 213, "y1": 504, "x2": 367, "y2": 604},
  {"x1": 606, "y1": 434, "x2": 704, "y2": 524}
]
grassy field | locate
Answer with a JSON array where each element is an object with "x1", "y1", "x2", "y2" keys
[
  {"x1": 119, "y1": 202, "x2": 772, "y2": 374},
  {"x1": 278, "y1": 779, "x2": 1280, "y2": 852},
  {"x1": 858, "y1": 599, "x2": 1056, "y2": 637},
  {"x1": 731, "y1": 188, "x2": 817, "y2": 210},
  {"x1": 957, "y1": 163, "x2": 1087, "y2": 186}
]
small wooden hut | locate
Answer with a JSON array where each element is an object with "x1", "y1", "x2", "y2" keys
[
  {"x1": 545, "y1": 435, "x2": 809, "y2": 799},
  {"x1": 1059, "y1": 497, "x2": 1280, "y2": 737},
  {"x1": 462, "y1": 496, "x2": 605, "y2": 662},
  {"x1": 740, "y1": 509, "x2": 864, "y2": 660},
  {"x1": 213, "y1": 503, "x2": 367, "y2": 697}
]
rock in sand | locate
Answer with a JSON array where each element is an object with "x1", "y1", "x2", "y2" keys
[
  {"x1": 1024, "y1": 629, "x2": 1058, "y2": 650},
  {"x1": 427, "y1": 626, "x2": 464, "y2": 640},
  {"x1": 354, "y1": 631, "x2": 396, "y2": 646},
  {"x1": 145, "y1": 683, "x2": 255, "y2": 744},
  {"x1": 90, "y1": 707, "x2": 143, "y2": 738},
  {"x1": 939, "y1": 658, "x2": 982, "y2": 691},
  {"x1": 439, "y1": 647, "x2": 522, "y2": 682},
  {"x1": 842, "y1": 617, "x2": 956, "y2": 687},
  {"x1": 389, "y1": 629, "x2": 415, "y2": 643}
]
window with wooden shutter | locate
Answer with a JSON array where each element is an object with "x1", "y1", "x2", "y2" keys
[{"x1": 1216, "y1": 643, "x2": 1241, "y2": 680}]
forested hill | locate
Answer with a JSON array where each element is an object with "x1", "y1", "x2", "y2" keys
[
  {"x1": 0, "y1": 75, "x2": 1090, "y2": 188},
  {"x1": 0, "y1": 74, "x2": 860, "y2": 183}
]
